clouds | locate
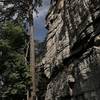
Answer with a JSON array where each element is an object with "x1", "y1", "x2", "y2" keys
[
  {"x1": 34, "y1": 0, "x2": 50, "y2": 18},
  {"x1": 34, "y1": 0, "x2": 50, "y2": 42},
  {"x1": 38, "y1": 0, "x2": 50, "y2": 17},
  {"x1": 38, "y1": 6, "x2": 49, "y2": 17}
]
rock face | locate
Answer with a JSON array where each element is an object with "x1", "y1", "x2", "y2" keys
[{"x1": 41, "y1": 0, "x2": 100, "y2": 100}]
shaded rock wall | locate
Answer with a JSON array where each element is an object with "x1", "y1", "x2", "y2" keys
[{"x1": 41, "y1": 0, "x2": 100, "y2": 100}]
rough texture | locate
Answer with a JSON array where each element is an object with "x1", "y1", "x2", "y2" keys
[{"x1": 41, "y1": 0, "x2": 100, "y2": 100}]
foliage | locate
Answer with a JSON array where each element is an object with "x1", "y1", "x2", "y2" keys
[
  {"x1": 0, "y1": 21, "x2": 31, "y2": 99},
  {"x1": 0, "y1": 0, "x2": 43, "y2": 22},
  {"x1": 0, "y1": 0, "x2": 43, "y2": 99}
]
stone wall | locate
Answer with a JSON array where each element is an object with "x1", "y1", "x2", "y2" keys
[{"x1": 41, "y1": 0, "x2": 100, "y2": 100}]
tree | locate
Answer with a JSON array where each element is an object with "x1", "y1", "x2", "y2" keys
[
  {"x1": 0, "y1": 0, "x2": 43, "y2": 100},
  {"x1": 35, "y1": 40, "x2": 46, "y2": 64},
  {"x1": 0, "y1": 21, "x2": 31, "y2": 100}
]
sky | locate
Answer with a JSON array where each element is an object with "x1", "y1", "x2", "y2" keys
[
  {"x1": 34, "y1": 0, "x2": 50, "y2": 42},
  {"x1": 0, "y1": 0, "x2": 50, "y2": 42}
]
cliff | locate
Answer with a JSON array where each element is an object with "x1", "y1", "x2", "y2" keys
[{"x1": 40, "y1": 0, "x2": 100, "y2": 100}]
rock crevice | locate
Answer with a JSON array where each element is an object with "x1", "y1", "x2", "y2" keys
[{"x1": 40, "y1": 0, "x2": 100, "y2": 100}]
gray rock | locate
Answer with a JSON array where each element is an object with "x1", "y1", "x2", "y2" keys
[{"x1": 40, "y1": 0, "x2": 100, "y2": 100}]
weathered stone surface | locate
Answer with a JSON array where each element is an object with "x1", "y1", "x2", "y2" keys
[{"x1": 40, "y1": 0, "x2": 100, "y2": 100}]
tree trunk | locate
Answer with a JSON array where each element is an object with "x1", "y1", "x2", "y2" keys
[
  {"x1": 27, "y1": 3, "x2": 36, "y2": 99},
  {"x1": 26, "y1": 0, "x2": 37, "y2": 99},
  {"x1": 29, "y1": 22, "x2": 36, "y2": 100}
]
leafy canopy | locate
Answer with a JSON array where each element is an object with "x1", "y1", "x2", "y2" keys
[
  {"x1": 0, "y1": 21, "x2": 31, "y2": 98},
  {"x1": 0, "y1": 0, "x2": 43, "y2": 21}
]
